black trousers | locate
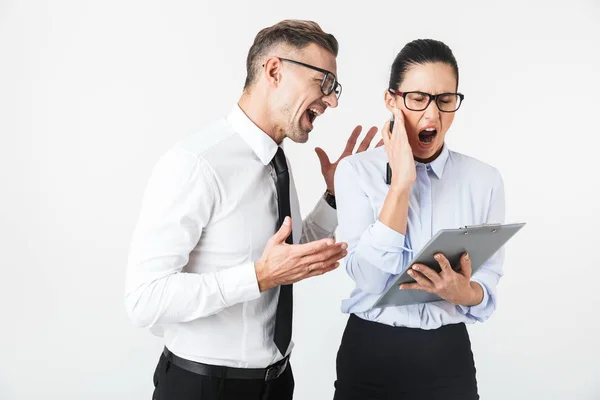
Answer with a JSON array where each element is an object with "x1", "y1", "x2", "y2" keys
[
  {"x1": 333, "y1": 314, "x2": 479, "y2": 400},
  {"x1": 152, "y1": 352, "x2": 294, "y2": 400}
]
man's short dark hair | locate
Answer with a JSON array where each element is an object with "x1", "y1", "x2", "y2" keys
[{"x1": 243, "y1": 20, "x2": 339, "y2": 90}]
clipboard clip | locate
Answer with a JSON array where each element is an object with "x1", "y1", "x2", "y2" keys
[
  {"x1": 461, "y1": 223, "x2": 501, "y2": 234},
  {"x1": 462, "y1": 223, "x2": 501, "y2": 229}
]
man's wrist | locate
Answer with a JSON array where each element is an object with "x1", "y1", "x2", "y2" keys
[
  {"x1": 323, "y1": 189, "x2": 336, "y2": 209},
  {"x1": 254, "y1": 260, "x2": 269, "y2": 293}
]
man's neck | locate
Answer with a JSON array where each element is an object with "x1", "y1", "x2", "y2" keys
[{"x1": 238, "y1": 92, "x2": 284, "y2": 144}]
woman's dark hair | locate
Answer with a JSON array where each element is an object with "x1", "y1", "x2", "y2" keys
[{"x1": 389, "y1": 39, "x2": 459, "y2": 90}]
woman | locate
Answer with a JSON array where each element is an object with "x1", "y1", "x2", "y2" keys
[{"x1": 332, "y1": 39, "x2": 505, "y2": 400}]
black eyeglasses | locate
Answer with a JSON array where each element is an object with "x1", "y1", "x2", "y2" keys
[
  {"x1": 388, "y1": 89, "x2": 464, "y2": 112},
  {"x1": 277, "y1": 58, "x2": 342, "y2": 99}
]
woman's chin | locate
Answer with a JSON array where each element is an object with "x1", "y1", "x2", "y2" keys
[{"x1": 413, "y1": 142, "x2": 442, "y2": 162}]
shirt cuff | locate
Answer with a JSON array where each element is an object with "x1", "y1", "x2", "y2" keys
[
  {"x1": 457, "y1": 280, "x2": 490, "y2": 316},
  {"x1": 369, "y1": 220, "x2": 410, "y2": 252},
  {"x1": 219, "y1": 262, "x2": 261, "y2": 306},
  {"x1": 310, "y1": 197, "x2": 338, "y2": 233}
]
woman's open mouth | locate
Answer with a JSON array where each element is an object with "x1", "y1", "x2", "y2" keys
[{"x1": 418, "y1": 127, "x2": 437, "y2": 144}]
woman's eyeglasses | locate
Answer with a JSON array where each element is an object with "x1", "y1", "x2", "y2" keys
[{"x1": 388, "y1": 89, "x2": 464, "y2": 113}]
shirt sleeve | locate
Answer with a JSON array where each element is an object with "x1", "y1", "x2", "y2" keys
[
  {"x1": 456, "y1": 170, "x2": 506, "y2": 321},
  {"x1": 334, "y1": 159, "x2": 411, "y2": 295},
  {"x1": 284, "y1": 154, "x2": 338, "y2": 243},
  {"x1": 124, "y1": 149, "x2": 260, "y2": 329},
  {"x1": 300, "y1": 197, "x2": 338, "y2": 243}
]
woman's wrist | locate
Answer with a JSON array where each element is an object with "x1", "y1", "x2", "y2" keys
[
  {"x1": 462, "y1": 281, "x2": 484, "y2": 306},
  {"x1": 388, "y1": 182, "x2": 411, "y2": 197}
]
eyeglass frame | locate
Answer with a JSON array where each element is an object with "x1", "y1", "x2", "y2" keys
[
  {"x1": 387, "y1": 88, "x2": 464, "y2": 112},
  {"x1": 262, "y1": 57, "x2": 342, "y2": 99}
]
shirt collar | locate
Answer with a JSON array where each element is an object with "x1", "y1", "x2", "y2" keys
[
  {"x1": 227, "y1": 103, "x2": 279, "y2": 166},
  {"x1": 415, "y1": 142, "x2": 450, "y2": 179}
]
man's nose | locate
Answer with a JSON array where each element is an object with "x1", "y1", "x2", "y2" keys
[{"x1": 324, "y1": 92, "x2": 338, "y2": 108}]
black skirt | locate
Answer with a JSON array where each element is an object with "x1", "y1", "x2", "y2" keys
[{"x1": 333, "y1": 314, "x2": 479, "y2": 400}]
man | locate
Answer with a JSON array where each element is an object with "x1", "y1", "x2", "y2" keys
[{"x1": 124, "y1": 20, "x2": 380, "y2": 400}]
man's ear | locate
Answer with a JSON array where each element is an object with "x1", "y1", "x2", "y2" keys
[{"x1": 263, "y1": 57, "x2": 283, "y2": 88}]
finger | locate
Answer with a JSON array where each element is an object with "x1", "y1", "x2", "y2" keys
[
  {"x1": 391, "y1": 107, "x2": 400, "y2": 134},
  {"x1": 356, "y1": 126, "x2": 378, "y2": 153},
  {"x1": 305, "y1": 250, "x2": 345, "y2": 276},
  {"x1": 306, "y1": 261, "x2": 341, "y2": 278},
  {"x1": 342, "y1": 125, "x2": 362, "y2": 155},
  {"x1": 391, "y1": 108, "x2": 403, "y2": 148},
  {"x1": 314, "y1": 147, "x2": 331, "y2": 170},
  {"x1": 391, "y1": 108, "x2": 402, "y2": 134},
  {"x1": 288, "y1": 259, "x2": 340, "y2": 284},
  {"x1": 295, "y1": 237, "x2": 339, "y2": 256},
  {"x1": 375, "y1": 138, "x2": 384, "y2": 147},
  {"x1": 381, "y1": 120, "x2": 392, "y2": 147},
  {"x1": 392, "y1": 106, "x2": 406, "y2": 128},
  {"x1": 411, "y1": 264, "x2": 441, "y2": 284},
  {"x1": 302, "y1": 243, "x2": 347, "y2": 265},
  {"x1": 291, "y1": 258, "x2": 341, "y2": 282},
  {"x1": 406, "y1": 269, "x2": 433, "y2": 289},
  {"x1": 391, "y1": 107, "x2": 410, "y2": 148},
  {"x1": 459, "y1": 252, "x2": 472, "y2": 278},
  {"x1": 267, "y1": 217, "x2": 293, "y2": 247},
  {"x1": 311, "y1": 249, "x2": 347, "y2": 270},
  {"x1": 434, "y1": 253, "x2": 452, "y2": 273},
  {"x1": 399, "y1": 282, "x2": 430, "y2": 291}
]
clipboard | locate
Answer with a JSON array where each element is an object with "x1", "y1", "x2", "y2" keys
[{"x1": 372, "y1": 222, "x2": 526, "y2": 309}]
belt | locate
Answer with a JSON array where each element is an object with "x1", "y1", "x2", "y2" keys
[{"x1": 162, "y1": 347, "x2": 289, "y2": 381}]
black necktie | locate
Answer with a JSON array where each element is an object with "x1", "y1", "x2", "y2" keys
[{"x1": 270, "y1": 147, "x2": 293, "y2": 356}]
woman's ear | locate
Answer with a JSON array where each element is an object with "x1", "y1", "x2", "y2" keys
[{"x1": 383, "y1": 89, "x2": 397, "y2": 113}]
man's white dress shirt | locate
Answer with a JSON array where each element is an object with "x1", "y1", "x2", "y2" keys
[{"x1": 125, "y1": 104, "x2": 337, "y2": 368}]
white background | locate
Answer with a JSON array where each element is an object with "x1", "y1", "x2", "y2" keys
[{"x1": 1, "y1": 1, "x2": 599, "y2": 399}]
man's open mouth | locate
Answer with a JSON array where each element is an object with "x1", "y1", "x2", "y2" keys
[{"x1": 306, "y1": 108, "x2": 321, "y2": 124}]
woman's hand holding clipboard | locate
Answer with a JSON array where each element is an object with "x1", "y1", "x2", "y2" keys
[{"x1": 400, "y1": 252, "x2": 483, "y2": 306}]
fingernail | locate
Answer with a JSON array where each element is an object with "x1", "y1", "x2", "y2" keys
[
  {"x1": 327, "y1": 240, "x2": 333, "y2": 246},
  {"x1": 335, "y1": 262, "x2": 340, "y2": 268},
  {"x1": 407, "y1": 270, "x2": 414, "y2": 275},
  {"x1": 341, "y1": 243, "x2": 348, "y2": 250},
  {"x1": 283, "y1": 217, "x2": 290, "y2": 226},
  {"x1": 399, "y1": 285, "x2": 404, "y2": 290},
  {"x1": 465, "y1": 253, "x2": 470, "y2": 260},
  {"x1": 412, "y1": 265, "x2": 419, "y2": 271},
  {"x1": 434, "y1": 254, "x2": 441, "y2": 260}
]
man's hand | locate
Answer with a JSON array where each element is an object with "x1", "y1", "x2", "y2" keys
[
  {"x1": 399, "y1": 252, "x2": 483, "y2": 306},
  {"x1": 254, "y1": 217, "x2": 348, "y2": 292},
  {"x1": 315, "y1": 125, "x2": 383, "y2": 195}
]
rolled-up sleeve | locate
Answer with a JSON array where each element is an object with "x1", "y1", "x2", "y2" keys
[
  {"x1": 335, "y1": 159, "x2": 411, "y2": 295},
  {"x1": 300, "y1": 197, "x2": 338, "y2": 243}
]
